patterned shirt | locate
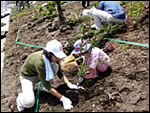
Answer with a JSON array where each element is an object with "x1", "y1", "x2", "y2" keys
[{"x1": 85, "y1": 47, "x2": 110, "y2": 72}]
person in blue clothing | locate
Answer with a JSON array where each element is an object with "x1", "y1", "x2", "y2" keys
[{"x1": 82, "y1": 1, "x2": 126, "y2": 29}]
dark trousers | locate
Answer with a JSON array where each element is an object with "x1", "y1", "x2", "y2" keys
[{"x1": 82, "y1": 1, "x2": 90, "y2": 8}]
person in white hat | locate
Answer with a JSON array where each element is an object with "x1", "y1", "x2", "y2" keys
[
  {"x1": 82, "y1": 1, "x2": 126, "y2": 29},
  {"x1": 16, "y1": 40, "x2": 82, "y2": 112},
  {"x1": 72, "y1": 39, "x2": 110, "y2": 83}
]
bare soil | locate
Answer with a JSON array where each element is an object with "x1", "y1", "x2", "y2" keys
[{"x1": 1, "y1": 1, "x2": 149, "y2": 112}]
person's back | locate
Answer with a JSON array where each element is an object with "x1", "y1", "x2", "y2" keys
[
  {"x1": 98, "y1": 1, "x2": 125, "y2": 19},
  {"x1": 21, "y1": 51, "x2": 44, "y2": 77},
  {"x1": 86, "y1": 47, "x2": 110, "y2": 72}
]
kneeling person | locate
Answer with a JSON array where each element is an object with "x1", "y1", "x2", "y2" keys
[{"x1": 16, "y1": 40, "x2": 80, "y2": 112}]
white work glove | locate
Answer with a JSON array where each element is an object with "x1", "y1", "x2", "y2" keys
[
  {"x1": 67, "y1": 82, "x2": 78, "y2": 89},
  {"x1": 60, "y1": 95, "x2": 73, "y2": 110},
  {"x1": 67, "y1": 82, "x2": 84, "y2": 90},
  {"x1": 77, "y1": 76, "x2": 84, "y2": 86}
]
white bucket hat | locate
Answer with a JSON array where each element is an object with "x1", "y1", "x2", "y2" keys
[
  {"x1": 44, "y1": 40, "x2": 67, "y2": 59},
  {"x1": 72, "y1": 39, "x2": 91, "y2": 54}
]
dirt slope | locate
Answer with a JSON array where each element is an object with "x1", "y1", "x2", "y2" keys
[{"x1": 1, "y1": 1, "x2": 149, "y2": 112}]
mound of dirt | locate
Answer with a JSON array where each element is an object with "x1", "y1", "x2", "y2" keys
[{"x1": 1, "y1": 1, "x2": 149, "y2": 112}]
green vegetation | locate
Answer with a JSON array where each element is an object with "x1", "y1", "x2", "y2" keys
[
  {"x1": 66, "y1": 16, "x2": 90, "y2": 27},
  {"x1": 75, "y1": 22, "x2": 125, "y2": 78},
  {"x1": 75, "y1": 22, "x2": 125, "y2": 48},
  {"x1": 38, "y1": 1, "x2": 56, "y2": 17},
  {"x1": 79, "y1": 24, "x2": 88, "y2": 34},
  {"x1": 117, "y1": 1, "x2": 129, "y2": 5},
  {"x1": 1, "y1": 22, "x2": 6, "y2": 27},
  {"x1": 37, "y1": 1, "x2": 67, "y2": 25},
  {"x1": 77, "y1": 64, "x2": 89, "y2": 77},
  {"x1": 11, "y1": 9, "x2": 29, "y2": 20},
  {"x1": 129, "y1": 1, "x2": 144, "y2": 26},
  {"x1": 37, "y1": 5, "x2": 43, "y2": 12},
  {"x1": 95, "y1": 1, "x2": 99, "y2": 7},
  {"x1": 12, "y1": 1, "x2": 144, "y2": 78},
  {"x1": 49, "y1": 107, "x2": 54, "y2": 112},
  {"x1": 118, "y1": 1, "x2": 144, "y2": 26},
  {"x1": 92, "y1": 23, "x2": 125, "y2": 47}
]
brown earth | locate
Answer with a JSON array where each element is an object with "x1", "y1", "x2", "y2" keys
[{"x1": 1, "y1": 1, "x2": 149, "y2": 112}]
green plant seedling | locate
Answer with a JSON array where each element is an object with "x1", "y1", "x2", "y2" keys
[
  {"x1": 77, "y1": 64, "x2": 89, "y2": 78},
  {"x1": 131, "y1": 44, "x2": 137, "y2": 48},
  {"x1": 123, "y1": 43, "x2": 128, "y2": 51},
  {"x1": 133, "y1": 21, "x2": 136, "y2": 25},
  {"x1": 37, "y1": 5, "x2": 43, "y2": 12}
]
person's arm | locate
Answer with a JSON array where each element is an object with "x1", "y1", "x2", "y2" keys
[
  {"x1": 35, "y1": 55, "x2": 73, "y2": 110},
  {"x1": 37, "y1": 66, "x2": 73, "y2": 110},
  {"x1": 57, "y1": 63, "x2": 71, "y2": 85},
  {"x1": 50, "y1": 85, "x2": 73, "y2": 110},
  {"x1": 58, "y1": 63, "x2": 84, "y2": 89},
  {"x1": 61, "y1": 74, "x2": 71, "y2": 85},
  {"x1": 50, "y1": 88, "x2": 62, "y2": 99}
]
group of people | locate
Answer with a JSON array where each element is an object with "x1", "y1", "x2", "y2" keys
[
  {"x1": 82, "y1": 1, "x2": 126, "y2": 29},
  {"x1": 16, "y1": 1, "x2": 126, "y2": 112},
  {"x1": 16, "y1": 1, "x2": 30, "y2": 12}
]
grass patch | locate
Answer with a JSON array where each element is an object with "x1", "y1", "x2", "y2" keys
[{"x1": 11, "y1": 9, "x2": 30, "y2": 20}]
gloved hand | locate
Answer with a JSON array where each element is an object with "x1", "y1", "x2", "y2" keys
[
  {"x1": 67, "y1": 82, "x2": 84, "y2": 90},
  {"x1": 77, "y1": 76, "x2": 84, "y2": 86},
  {"x1": 60, "y1": 95, "x2": 73, "y2": 110},
  {"x1": 67, "y1": 82, "x2": 78, "y2": 89}
]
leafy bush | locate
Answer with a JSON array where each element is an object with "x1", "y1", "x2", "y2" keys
[
  {"x1": 118, "y1": 1, "x2": 144, "y2": 26},
  {"x1": 37, "y1": 5, "x2": 43, "y2": 12},
  {"x1": 91, "y1": 23, "x2": 125, "y2": 47},
  {"x1": 66, "y1": 16, "x2": 90, "y2": 27},
  {"x1": 46, "y1": 1, "x2": 56, "y2": 14},
  {"x1": 79, "y1": 24, "x2": 88, "y2": 34},
  {"x1": 37, "y1": 1, "x2": 68, "y2": 21},
  {"x1": 129, "y1": 1, "x2": 144, "y2": 25},
  {"x1": 75, "y1": 22, "x2": 125, "y2": 48},
  {"x1": 129, "y1": 1, "x2": 144, "y2": 17},
  {"x1": 37, "y1": 1, "x2": 56, "y2": 17}
]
